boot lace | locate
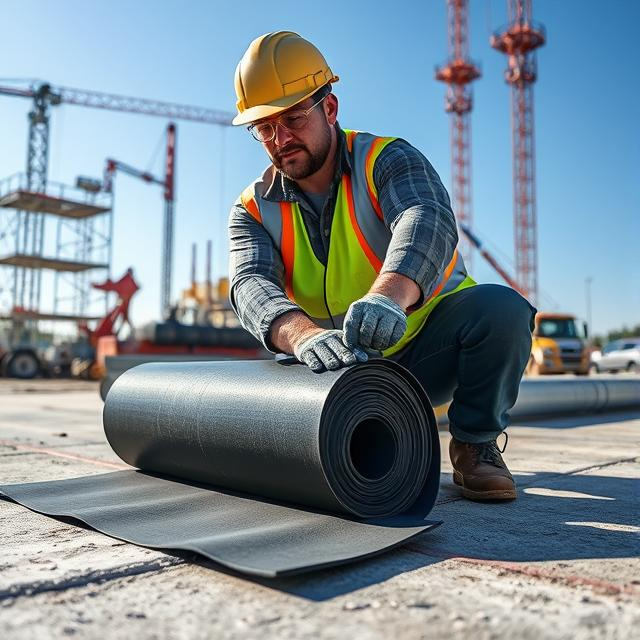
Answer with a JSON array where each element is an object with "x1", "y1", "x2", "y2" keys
[{"x1": 476, "y1": 432, "x2": 509, "y2": 466}]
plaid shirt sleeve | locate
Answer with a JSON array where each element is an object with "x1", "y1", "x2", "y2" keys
[
  {"x1": 374, "y1": 140, "x2": 459, "y2": 304},
  {"x1": 228, "y1": 203, "x2": 301, "y2": 352}
]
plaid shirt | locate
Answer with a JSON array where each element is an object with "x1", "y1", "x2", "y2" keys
[{"x1": 228, "y1": 126, "x2": 459, "y2": 352}]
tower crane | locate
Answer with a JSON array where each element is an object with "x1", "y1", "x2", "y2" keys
[
  {"x1": 490, "y1": 0, "x2": 545, "y2": 306},
  {"x1": 0, "y1": 81, "x2": 234, "y2": 318},
  {"x1": 103, "y1": 123, "x2": 176, "y2": 314},
  {"x1": 436, "y1": 0, "x2": 481, "y2": 270}
]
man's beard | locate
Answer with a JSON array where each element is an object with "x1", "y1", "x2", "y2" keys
[{"x1": 272, "y1": 123, "x2": 332, "y2": 181}]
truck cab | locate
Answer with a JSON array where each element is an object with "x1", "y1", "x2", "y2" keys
[{"x1": 527, "y1": 313, "x2": 590, "y2": 375}]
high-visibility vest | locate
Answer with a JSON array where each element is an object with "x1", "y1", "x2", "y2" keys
[{"x1": 238, "y1": 129, "x2": 476, "y2": 356}]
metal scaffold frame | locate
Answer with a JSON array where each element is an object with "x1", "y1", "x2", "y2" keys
[
  {"x1": 51, "y1": 203, "x2": 113, "y2": 317},
  {"x1": 0, "y1": 172, "x2": 113, "y2": 341},
  {"x1": 0, "y1": 82, "x2": 233, "y2": 327}
]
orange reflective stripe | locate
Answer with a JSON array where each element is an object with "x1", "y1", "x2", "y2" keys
[
  {"x1": 279, "y1": 202, "x2": 295, "y2": 301},
  {"x1": 365, "y1": 137, "x2": 387, "y2": 220},
  {"x1": 428, "y1": 249, "x2": 458, "y2": 301},
  {"x1": 344, "y1": 129, "x2": 357, "y2": 153},
  {"x1": 240, "y1": 187, "x2": 262, "y2": 224},
  {"x1": 343, "y1": 174, "x2": 382, "y2": 272}
]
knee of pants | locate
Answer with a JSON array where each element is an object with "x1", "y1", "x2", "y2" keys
[{"x1": 465, "y1": 284, "x2": 536, "y2": 341}]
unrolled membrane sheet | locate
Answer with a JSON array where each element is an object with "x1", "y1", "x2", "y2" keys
[{"x1": 0, "y1": 359, "x2": 441, "y2": 577}]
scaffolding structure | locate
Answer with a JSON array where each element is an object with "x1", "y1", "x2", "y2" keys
[
  {"x1": 0, "y1": 82, "x2": 234, "y2": 324},
  {"x1": 0, "y1": 172, "x2": 112, "y2": 343}
]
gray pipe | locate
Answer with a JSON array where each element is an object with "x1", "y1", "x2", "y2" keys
[{"x1": 511, "y1": 376, "x2": 640, "y2": 418}]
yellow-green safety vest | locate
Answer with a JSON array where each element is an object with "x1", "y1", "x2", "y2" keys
[{"x1": 238, "y1": 129, "x2": 476, "y2": 356}]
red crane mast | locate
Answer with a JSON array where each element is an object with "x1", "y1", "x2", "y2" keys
[
  {"x1": 491, "y1": 0, "x2": 545, "y2": 306},
  {"x1": 104, "y1": 123, "x2": 177, "y2": 315},
  {"x1": 436, "y1": 0, "x2": 481, "y2": 270}
]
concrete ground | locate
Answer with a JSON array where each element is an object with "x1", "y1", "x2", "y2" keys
[{"x1": 0, "y1": 378, "x2": 638, "y2": 639}]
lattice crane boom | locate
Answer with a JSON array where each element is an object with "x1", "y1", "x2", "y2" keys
[
  {"x1": 459, "y1": 224, "x2": 523, "y2": 294},
  {"x1": 0, "y1": 82, "x2": 235, "y2": 124},
  {"x1": 435, "y1": 0, "x2": 481, "y2": 271},
  {"x1": 491, "y1": 0, "x2": 545, "y2": 306}
]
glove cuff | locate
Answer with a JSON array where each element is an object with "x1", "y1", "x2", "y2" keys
[{"x1": 361, "y1": 293, "x2": 406, "y2": 317}]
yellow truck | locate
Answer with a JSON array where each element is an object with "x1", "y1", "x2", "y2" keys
[{"x1": 527, "y1": 312, "x2": 591, "y2": 375}]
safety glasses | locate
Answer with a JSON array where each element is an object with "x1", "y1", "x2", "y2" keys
[{"x1": 248, "y1": 95, "x2": 327, "y2": 143}]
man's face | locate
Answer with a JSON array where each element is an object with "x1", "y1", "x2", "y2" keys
[{"x1": 257, "y1": 94, "x2": 337, "y2": 182}]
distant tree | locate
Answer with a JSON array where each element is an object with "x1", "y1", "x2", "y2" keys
[
  {"x1": 607, "y1": 324, "x2": 640, "y2": 342},
  {"x1": 591, "y1": 324, "x2": 640, "y2": 349}
]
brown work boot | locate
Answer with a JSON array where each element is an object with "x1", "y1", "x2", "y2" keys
[{"x1": 449, "y1": 434, "x2": 516, "y2": 501}]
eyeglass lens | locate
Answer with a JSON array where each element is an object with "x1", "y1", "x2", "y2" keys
[{"x1": 250, "y1": 95, "x2": 326, "y2": 142}]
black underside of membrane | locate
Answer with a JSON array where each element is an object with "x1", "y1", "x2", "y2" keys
[{"x1": 0, "y1": 359, "x2": 442, "y2": 577}]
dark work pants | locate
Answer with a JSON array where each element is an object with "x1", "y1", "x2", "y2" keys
[{"x1": 393, "y1": 284, "x2": 536, "y2": 444}]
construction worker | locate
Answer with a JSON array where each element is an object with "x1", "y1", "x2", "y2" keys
[{"x1": 228, "y1": 31, "x2": 536, "y2": 501}]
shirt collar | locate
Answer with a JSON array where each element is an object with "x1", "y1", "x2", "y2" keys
[{"x1": 262, "y1": 124, "x2": 351, "y2": 203}]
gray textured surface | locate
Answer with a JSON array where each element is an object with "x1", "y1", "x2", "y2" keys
[
  {"x1": 2, "y1": 360, "x2": 442, "y2": 576},
  {"x1": 0, "y1": 377, "x2": 638, "y2": 639}
]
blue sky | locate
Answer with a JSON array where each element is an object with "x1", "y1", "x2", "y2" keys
[{"x1": 1, "y1": 0, "x2": 638, "y2": 336}]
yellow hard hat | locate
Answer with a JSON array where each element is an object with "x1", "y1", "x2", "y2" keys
[{"x1": 232, "y1": 31, "x2": 339, "y2": 126}]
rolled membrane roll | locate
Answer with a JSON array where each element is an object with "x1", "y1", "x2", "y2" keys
[
  {"x1": 1, "y1": 358, "x2": 442, "y2": 576},
  {"x1": 104, "y1": 358, "x2": 439, "y2": 519}
]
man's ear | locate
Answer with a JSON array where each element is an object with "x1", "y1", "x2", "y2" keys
[{"x1": 325, "y1": 93, "x2": 338, "y2": 126}]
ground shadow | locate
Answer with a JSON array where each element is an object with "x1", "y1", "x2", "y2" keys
[
  {"x1": 409, "y1": 469, "x2": 639, "y2": 564},
  {"x1": 246, "y1": 467, "x2": 638, "y2": 600}
]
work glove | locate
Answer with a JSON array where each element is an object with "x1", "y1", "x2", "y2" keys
[
  {"x1": 294, "y1": 329, "x2": 368, "y2": 373},
  {"x1": 343, "y1": 293, "x2": 407, "y2": 351}
]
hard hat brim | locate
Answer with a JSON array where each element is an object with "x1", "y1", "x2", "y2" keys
[{"x1": 232, "y1": 88, "x2": 317, "y2": 126}]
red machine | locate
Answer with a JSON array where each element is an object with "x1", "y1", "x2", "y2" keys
[
  {"x1": 80, "y1": 269, "x2": 139, "y2": 347},
  {"x1": 86, "y1": 269, "x2": 266, "y2": 383}
]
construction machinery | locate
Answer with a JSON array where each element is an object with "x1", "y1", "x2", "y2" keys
[
  {"x1": 29, "y1": 259, "x2": 267, "y2": 395},
  {"x1": 96, "y1": 245, "x2": 268, "y2": 400},
  {"x1": 460, "y1": 224, "x2": 590, "y2": 375},
  {"x1": 434, "y1": 2, "x2": 579, "y2": 375},
  {"x1": 0, "y1": 81, "x2": 234, "y2": 377}
]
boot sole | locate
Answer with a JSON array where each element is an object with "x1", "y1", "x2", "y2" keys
[{"x1": 453, "y1": 470, "x2": 517, "y2": 501}]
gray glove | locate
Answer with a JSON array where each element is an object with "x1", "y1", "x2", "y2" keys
[
  {"x1": 343, "y1": 293, "x2": 407, "y2": 351},
  {"x1": 294, "y1": 329, "x2": 368, "y2": 373}
]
